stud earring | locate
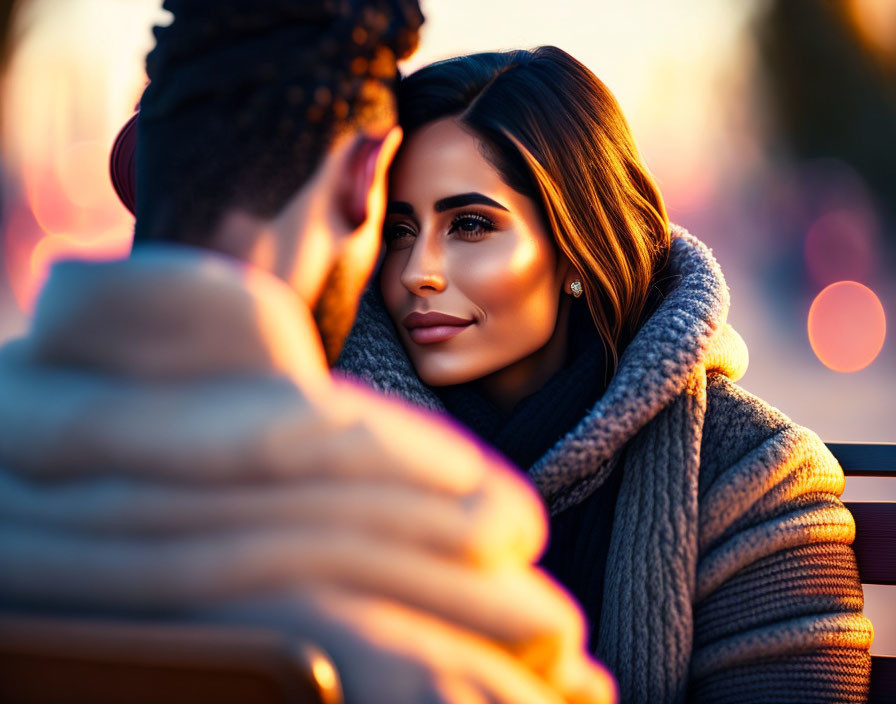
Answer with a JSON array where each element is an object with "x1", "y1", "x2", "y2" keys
[{"x1": 569, "y1": 280, "x2": 583, "y2": 298}]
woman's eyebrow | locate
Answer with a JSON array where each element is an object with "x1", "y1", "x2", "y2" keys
[
  {"x1": 434, "y1": 193, "x2": 510, "y2": 213},
  {"x1": 386, "y1": 201, "x2": 415, "y2": 216}
]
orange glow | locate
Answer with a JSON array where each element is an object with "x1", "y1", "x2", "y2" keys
[
  {"x1": 23, "y1": 157, "x2": 128, "y2": 238},
  {"x1": 0, "y1": 0, "x2": 162, "y2": 315},
  {"x1": 5, "y1": 156, "x2": 134, "y2": 312},
  {"x1": 1, "y1": 198, "x2": 131, "y2": 313},
  {"x1": 30, "y1": 232, "x2": 130, "y2": 279},
  {"x1": 7, "y1": 132, "x2": 135, "y2": 314},
  {"x1": 55, "y1": 141, "x2": 112, "y2": 209},
  {"x1": 808, "y1": 281, "x2": 886, "y2": 373},
  {"x1": 846, "y1": 0, "x2": 896, "y2": 62},
  {"x1": 18, "y1": 230, "x2": 129, "y2": 312},
  {"x1": 310, "y1": 654, "x2": 339, "y2": 696}
]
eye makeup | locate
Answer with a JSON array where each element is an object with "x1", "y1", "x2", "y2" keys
[{"x1": 449, "y1": 212, "x2": 497, "y2": 240}]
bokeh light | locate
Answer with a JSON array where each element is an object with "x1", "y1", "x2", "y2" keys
[
  {"x1": 55, "y1": 141, "x2": 112, "y2": 210},
  {"x1": 846, "y1": 0, "x2": 896, "y2": 62},
  {"x1": 803, "y1": 209, "x2": 877, "y2": 287},
  {"x1": 310, "y1": 653, "x2": 339, "y2": 696},
  {"x1": 0, "y1": 0, "x2": 163, "y2": 314},
  {"x1": 808, "y1": 281, "x2": 886, "y2": 372}
]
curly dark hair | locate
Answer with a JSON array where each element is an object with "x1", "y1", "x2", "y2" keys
[{"x1": 134, "y1": 0, "x2": 423, "y2": 243}]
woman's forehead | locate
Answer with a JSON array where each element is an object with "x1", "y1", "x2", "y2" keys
[{"x1": 389, "y1": 118, "x2": 516, "y2": 208}]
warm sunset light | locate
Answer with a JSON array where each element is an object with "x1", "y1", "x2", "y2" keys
[
  {"x1": 29, "y1": 231, "x2": 130, "y2": 279},
  {"x1": 808, "y1": 281, "x2": 886, "y2": 373},
  {"x1": 0, "y1": 0, "x2": 892, "y2": 692},
  {"x1": 846, "y1": 0, "x2": 896, "y2": 61},
  {"x1": 4, "y1": 159, "x2": 133, "y2": 310},
  {"x1": 309, "y1": 653, "x2": 340, "y2": 699},
  {"x1": 55, "y1": 140, "x2": 112, "y2": 210},
  {"x1": 0, "y1": 0, "x2": 161, "y2": 314}
]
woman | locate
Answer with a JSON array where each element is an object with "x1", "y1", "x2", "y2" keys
[{"x1": 336, "y1": 47, "x2": 873, "y2": 702}]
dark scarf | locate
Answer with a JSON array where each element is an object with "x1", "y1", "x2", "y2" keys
[
  {"x1": 433, "y1": 298, "x2": 608, "y2": 471},
  {"x1": 431, "y1": 299, "x2": 623, "y2": 646}
]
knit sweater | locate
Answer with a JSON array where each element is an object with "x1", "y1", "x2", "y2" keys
[{"x1": 336, "y1": 225, "x2": 874, "y2": 703}]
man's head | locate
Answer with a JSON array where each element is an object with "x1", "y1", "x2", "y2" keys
[{"x1": 133, "y1": 0, "x2": 421, "y2": 361}]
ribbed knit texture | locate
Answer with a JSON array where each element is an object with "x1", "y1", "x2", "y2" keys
[
  {"x1": 539, "y1": 459, "x2": 623, "y2": 653},
  {"x1": 337, "y1": 226, "x2": 873, "y2": 703}
]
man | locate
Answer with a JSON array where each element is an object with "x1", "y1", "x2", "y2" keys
[{"x1": 0, "y1": 1, "x2": 614, "y2": 702}]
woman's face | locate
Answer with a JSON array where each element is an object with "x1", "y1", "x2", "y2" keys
[{"x1": 380, "y1": 118, "x2": 569, "y2": 387}]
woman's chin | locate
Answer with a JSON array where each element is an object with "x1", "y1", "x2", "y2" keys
[
  {"x1": 412, "y1": 354, "x2": 488, "y2": 388},
  {"x1": 417, "y1": 367, "x2": 477, "y2": 388}
]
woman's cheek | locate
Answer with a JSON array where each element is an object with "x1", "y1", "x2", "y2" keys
[{"x1": 452, "y1": 234, "x2": 558, "y2": 334}]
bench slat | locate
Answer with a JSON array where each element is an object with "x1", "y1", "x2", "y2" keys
[
  {"x1": 844, "y1": 502, "x2": 896, "y2": 586},
  {"x1": 826, "y1": 443, "x2": 894, "y2": 703},
  {"x1": 0, "y1": 613, "x2": 341, "y2": 704},
  {"x1": 871, "y1": 655, "x2": 896, "y2": 704},
  {"x1": 827, "y1": 443, "x2": 896, "y2": 477}
]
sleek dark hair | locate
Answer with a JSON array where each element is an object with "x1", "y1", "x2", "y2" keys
[
  {"x1": 134, "y1": 0, "x2": 423, "y2": 243},
  {"x1": 398, "y1": 47, "x2": 670, "y2": 365}
]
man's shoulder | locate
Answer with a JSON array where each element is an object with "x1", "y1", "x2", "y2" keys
[
  {"x1": 325, "y1": 377, "x2": 549, "y2": 560},
  {"x1": 325, "y1": 378, "x2": 524, "y2": 494}
]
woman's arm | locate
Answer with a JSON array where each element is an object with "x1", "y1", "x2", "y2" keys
[{"x1": 690, "y1": 375, "x2": 873, "y2": 703}]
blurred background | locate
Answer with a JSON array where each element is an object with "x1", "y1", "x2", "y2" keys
[{"x1": 0, "y1": 0, "x2": 893, "y2": 651}]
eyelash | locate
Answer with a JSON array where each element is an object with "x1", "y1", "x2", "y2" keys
[
  {"x1": 383, "y1": 211, "x2": 497, "y2": 249},
  {"x1": 448, "y1": 212, "x2": 496, "y2": 240},
  {"x1": 383, "y1": 222, "x2": 416, "y2": 246}
]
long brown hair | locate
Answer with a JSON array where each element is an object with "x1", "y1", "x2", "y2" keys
[{"x1": 399, "y1": 46, "x2": 670, "y2": 367}]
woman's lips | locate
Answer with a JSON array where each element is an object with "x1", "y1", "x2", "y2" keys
[
  {"x1": 402, "y1": 311, "x2": 475, "y2": 345},
  {"x1": 408, "y1": 323, "x2": 473, "y2": 344}
]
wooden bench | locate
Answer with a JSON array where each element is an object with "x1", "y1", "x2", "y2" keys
[
  {"x1": 0, "y1": 613, "x2": 343, "y2": 704},
  {"x1": 828, "y1": 442, "x2": 896, "y2": 704}
]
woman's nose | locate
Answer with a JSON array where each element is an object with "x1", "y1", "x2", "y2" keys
[{"x1": 400, "y1": 237, "x2": 447, "y2": 295}]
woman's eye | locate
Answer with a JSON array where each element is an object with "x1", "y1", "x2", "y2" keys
[
  {"x1": 384, "y1": 223, "x2": 416, "y2": 249},
  {"x1": 449, "y1": 213, "x2": 496, "y2": 239}
]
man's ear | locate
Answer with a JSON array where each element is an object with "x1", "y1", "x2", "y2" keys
[{"x1": 337, "y1": 126, "x2": 403, "y2": 236}]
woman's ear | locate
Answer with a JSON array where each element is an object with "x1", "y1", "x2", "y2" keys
[{"x1": 557, "y1": 254, "x2": 583, "y2": 295}]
